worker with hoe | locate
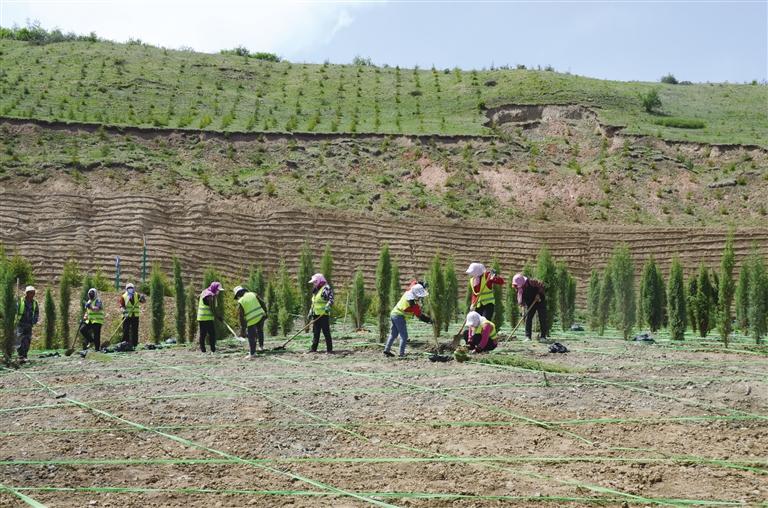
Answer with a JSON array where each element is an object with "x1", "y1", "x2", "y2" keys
[
  {"x1": 463, "y1": 310, "x2": 498, "y2": 353},
  {"x1": 234, "y1": 285, "x2": 267, "y2": 359},
  {"x1": 197, "y1": 281, "x2": 223, "y2": 353},
  {"x1": 82, "y1": 288, "x2": 104, "y2": 351},
  {"x1": 384, "y1": 283, "x2": 432, "y2": 358},
  {"x1": 15, "y1": 285, "x2": 39, "y2": 363},
  {"x1": 512, "y1": 273, "x2": 548, "y2": 342},
  {"x1": 465, "y1": 263, "x2": 504, "y2": 320},
  {"x1": 118, "y1": 282, "x2": 144, "y2": 350},
  {"x1": 308, "y1": 273, "x2": 334, "y2": 354}
]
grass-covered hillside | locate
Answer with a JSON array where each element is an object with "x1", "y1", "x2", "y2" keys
[{"x1": 0, "y1": 37, "x2": 766, "y2": 146}]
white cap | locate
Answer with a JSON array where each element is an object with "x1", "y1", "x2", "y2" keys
[
  {"x1": 466, "y1": 263, "x2": 485, "y2": 277},
  {"x1": 24, "y1": 285, "x2": 36, "y2": 293},
  {"x1": 126, "y1": 282, "x2": 135, "y2": 289},
  {"x1": 411, "y1": 284, "x2": 428, "y2": 299},
  {"x1": 465, "y1": 311, "x2": 482, "y2": 329},
  {"x1": 233, "y1": 285, "x2": 245, "y2": 296}
]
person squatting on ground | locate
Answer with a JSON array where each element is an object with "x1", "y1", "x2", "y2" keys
[
  {"x1": 512, "y1": 273, "x2": 548, "y2": 342},
  {"x1": 118, "y1": 282, "x2": 143, "y2": 349},
  {"x1": 384, "y1": 283, "x2": 432, "y2": 357},
  {"x1": 15, "y1": 286, "x2": 39, "y2": 362},
  {"x1": 234, "y1": 285, "x2": 267, "y2": 359},
  {"x1": 308, "y1": 273, "x2": 334, "y2": 353},
  {"x1": 82, "y1": 288, "x2": 104, "y2": 350},
  {"x1": 197, "y1": 281, "x2": 223, "y2": 353},
  {"x1": 463, "y1": 311, "x2": 498, "y2": 353},
  {"x1": 465, "y1": 263, "x2": 504, "y2": 321}
]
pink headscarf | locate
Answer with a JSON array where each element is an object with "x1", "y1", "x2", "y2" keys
[
  {"x1": 512, "y1": 273, "x2": 527, "y2": 305},
  {"x1": 202, "y1": 281, "x2": 223, "y2": 299},
  {"x1": 309, "y1": 273, "x2": 327, "y2": 289}
]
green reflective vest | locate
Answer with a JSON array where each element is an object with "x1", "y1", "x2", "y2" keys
[
  {"x1": 238, "y1": 292, "x2": 265, "y2": 326},
  {"x1": 471, "y1": 319, "x2": 497, "y2": 339},
  {"x1": 122, "y1": 292, "x2": 140, "y2": 317},
  {"x1": 86, "y1": 299, "x2": 104, "y2": 324},
  {"x1": 391, "y1": 292, "x2": 413, "y2": 318},
  {"x1": 15, "y1": 299, "x2": 38, "y2": 325},
  {"x1": 469, "y1": 273, "x2": 495, "y2": 308},
  {"x1": 197, "y1": 293, "x2": 214, "y2": 322},
  {"x1": 312, "y1": 287, "x2": 330, "y2": 316}
]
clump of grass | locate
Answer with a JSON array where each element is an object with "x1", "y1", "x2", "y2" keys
[
  {"x1": 653, "y1": 118, "x2": 706, "y2": 129},
  {"x1": 473, "y1": 353, "x2": 572, "y2": 373}
]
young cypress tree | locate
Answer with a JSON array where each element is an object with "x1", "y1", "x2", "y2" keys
[
  {"x1": 598, "y1": 269, "x2": 614, "y2": 336},
  {"x1": 443, "y1": 258, "x2": 458, "y2": 331},
  {"x1": 610, "y1": 245, "x2": 636, "y2": 340},
  {"x1": 658, "y1": 268, "x2": 668, "y2": 329},
  {"x1": 695, "y1": 264, "x2": 715, "y2": 337},
  {"x1": 390, "y1": 260, "x2": 401, "y2": 311},
  {"x1": 320, "y1": 242, "x2": 334, "y2": 289},
  {"x1": 350, "y1": 269, "x2": 369, "y2": 330},
  {"x1": 59, "y1": 261, "x2": 77, "y2": 347},
  {"x1": 565, "y1": 274, "x2": 576, "y2": 330},
  {"x1": 150, "y1": 264, "x2": 165, "y2": 344},
  {"x1": 44, "y1": 287, "x2": 56, "y2": 349},
  {"x1": 186, "y1": 283, "x2": 196, "y2": 344},
  {"x1": 427, "y1": 254, "x2": 445, "y2": 338},
  {"x1": 491, "y1": 259, "x2": 504, "y2": 330},
  {"x1": 2, "y1": 271, "x2": 15, "y2": 363},
  {"x1": 297, "y1": 243, "x2": 315, "y2": 326},
  {"x1": 747, "y1": 253, "x2": 767, "y2": 344},
  {"x1": 556, "y1": 261, "x2": 569, "y2": 331},
  {"x1": 506, "y1": 269, "x2": 520, "y2": 331},
  {"x1": 639, "y1": 256, "x2": 664, "y2": 332},
  {"x1": 173, "y1": 257, "x2": 186, "y2": 343},
  {"x1": 667, "y1": 257, "x2": 687, "y2": 340},
  {"x1": 687, "y1": 276, "x2": 699, "y2": 335},
  {"x1": 587, "y1": 270, "x2": 601, "y2": 331},
  {"x1": 248, "y1": 265, "x2": 266, "y2": 299},
  {"x1": 266, "y1": 279, "x2": 279, "y2": 336},
  {"x1": 522, "y1": 261, "x2": 535, "y2": 278},
  {"x1": 535, "y1": 247, "x2": 558, "y2": 334},
  {"x1": 79, "y1": 274, "x2": 94, "y2": 316},
  {"x1": 277, "y1": 260, "x2": 296, "y2": 336},
  {"x1": 375, "y1": 244, "x2": 392, "y2": 342},
  {"x1": 735, "y1": 265, "x2": 750, "y2": 334}
]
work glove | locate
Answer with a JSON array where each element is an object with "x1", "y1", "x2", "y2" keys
[{"x1": 324, "y1": 304, "x2": 331, "y2": 313}]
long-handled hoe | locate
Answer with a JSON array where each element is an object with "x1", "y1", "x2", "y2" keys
[
  {"x1": 272, "y1": 316, "x2": 321, "y2": 351},
  {"x1": 64, "y1": 317, "x2": 86, "y2": 356}
]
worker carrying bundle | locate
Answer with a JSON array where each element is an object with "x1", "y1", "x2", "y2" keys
[
  {"x1": 463, "y1": 311, "x2": 498, "y2": 353},
  {"x1": 384, "y1": 283, "x2": 432, "y2": 358},
  {"x1": 512, "y1": 273, "x2": 548, "y2": 342},
  {"x1": 234, "y1": 285, "x2": 267, "y2": 360},
  {"x1": 465, "y1": 263, "x2": 504, "y2": 320}
]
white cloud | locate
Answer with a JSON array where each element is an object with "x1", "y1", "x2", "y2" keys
[{"x1": 0, "y1": 0, "x2": 369, "y2": 57}]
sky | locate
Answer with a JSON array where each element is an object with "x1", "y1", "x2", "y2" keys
[{"x1": 1, "y1": 0, "x2": 766, "y2": 83}]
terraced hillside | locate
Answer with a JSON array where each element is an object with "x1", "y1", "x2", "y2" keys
[{"x1": 0, "y1": 36, "x2": 766, "y2": 286}]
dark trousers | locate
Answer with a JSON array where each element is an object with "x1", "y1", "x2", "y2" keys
[
  {"x1": 525, "y1": 301, "x2": 548, "y2": 339},
  {"x1": 246, "y1": 319, "x2": 266, "y2": 355},
  {"x1": 83, "y1": 323, "x2": 102, "y2": 350},
  {"x1": 311, "y1": 315, "x2": 332, "y2": 352},
  {"x1": 199, "y1": 320, "x2": 217, "y2": 352},
  {"x1": 123, "y1": 317, "x2": 139, "y2": 347},
  {"x1": 16, "y1": 325, "x2": 32, "y2": 359},
  {"x1": 476, "y1": 303, "x2": 495, "y2": 321}
]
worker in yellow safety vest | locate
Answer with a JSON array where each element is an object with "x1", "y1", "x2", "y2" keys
[
  {"x1": 118, "y1": 282, "x2": 144, "y2": 350},
  {"x1": 307, "y1": 273, "x2": 334, "y2": 353},
  {"x1": 465, "y1": 262, "x2": 505, "y2": 321},
  {"x1": 234, "y1": 285, "x2": 267, "y2": 359},
  {"x1": 384, "y1": 283, "x2": 432, "y2": 358},
  {"x1": 82, "y1": 288, "x2": 104, "y2": 350},
  {"x1": 197, "y1": 281, "x2": 223, "y2": 353}
]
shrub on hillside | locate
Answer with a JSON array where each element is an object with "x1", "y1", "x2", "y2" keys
[
  {"x1": 660, "y1": 74, "x2": 679, "y2": 85},
  {"x1": 641, "y1": 89, "x2": 662, "y2": 113}
]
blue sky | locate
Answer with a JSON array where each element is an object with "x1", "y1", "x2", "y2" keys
[{"x1": 1, "y1": 1, "x2": 766, "y2": 83}]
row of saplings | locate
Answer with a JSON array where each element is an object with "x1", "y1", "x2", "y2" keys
[{"x1": 1, "y1": 237, "x2": 767, "y2": 364}]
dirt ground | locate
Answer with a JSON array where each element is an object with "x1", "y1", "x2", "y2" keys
[{"x1": 0, "y1": 330, "x2": 766, "y2": 507}]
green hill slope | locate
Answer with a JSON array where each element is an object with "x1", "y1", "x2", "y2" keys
[{"x1": 0, "y1": 38, "x2": 766, "y2": 146}]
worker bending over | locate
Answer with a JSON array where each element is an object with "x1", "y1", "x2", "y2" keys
[
  {"x1": 234, "y1": 285, "x2": 267, "y2": 359},
  {"x1": 384, "y1": 283, "x2": 432, "y2": 358},
  {"x1": 463, "y1": 311, "x2": 498, "y2": 353}
]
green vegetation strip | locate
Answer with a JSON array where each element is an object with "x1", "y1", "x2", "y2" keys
[
  {"x1": 0, "y1": 484, "x2": 46, "y2": 508},
  {"x1": 1, "y1": 455, "x2": 763, "y2": 474},
  {"x1": 10, "y1": 486, "x2": 747, "y2": 506},
  {"x1": 19, "y1": 372, "x2": 398, "y2": 508}
]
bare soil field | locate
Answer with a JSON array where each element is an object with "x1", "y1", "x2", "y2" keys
[{"x1": 1, "y1": 330, "x2": 766, "y2": 507}]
